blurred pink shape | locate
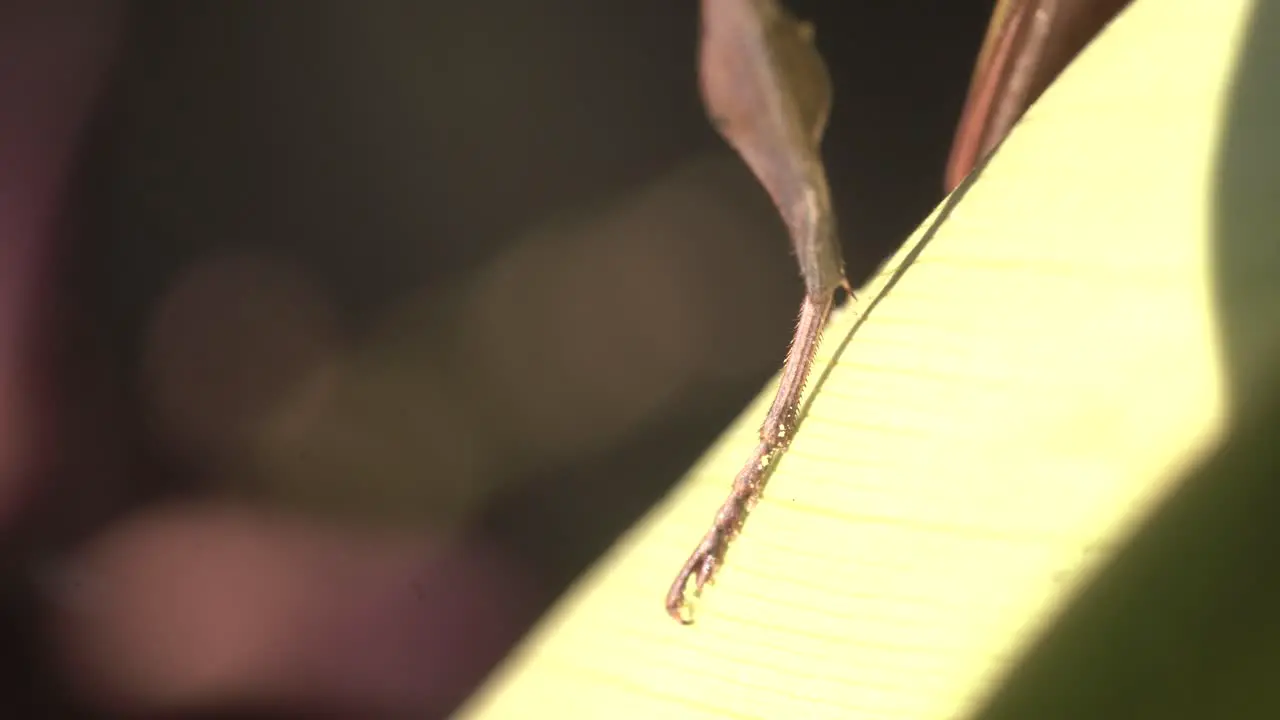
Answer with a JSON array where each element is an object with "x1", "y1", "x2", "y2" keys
[{"x1": 50, "y1": 503, "x2": 536, "y2": 716}]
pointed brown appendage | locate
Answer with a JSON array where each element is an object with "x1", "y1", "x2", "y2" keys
[
  {"x1": 666, "y1": 0, "x2": 853, "y2": 624},
  {"x1": 945, "y1": 0, "x2": 1133, "y2": 193}
]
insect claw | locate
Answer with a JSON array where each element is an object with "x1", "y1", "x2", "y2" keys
[{"x1": 695, "y1": 551, "x2": 718, "y2": 593}]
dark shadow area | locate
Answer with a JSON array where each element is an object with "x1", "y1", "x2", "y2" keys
[{"x1": 968, "y1": 2, "x2": 1280, "y2": 717}]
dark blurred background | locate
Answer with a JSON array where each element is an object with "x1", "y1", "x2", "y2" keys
[{"x1": 1, "y1": 0, "x2": 996, "y2": 717}]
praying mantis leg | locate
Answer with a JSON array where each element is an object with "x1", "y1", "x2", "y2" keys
[
  {"x1": 668, "y1": 0, "x2": 1132, "y2": 624},
  {"x1": 666, "y1": 0, "x2": 849, "y2": 624}
]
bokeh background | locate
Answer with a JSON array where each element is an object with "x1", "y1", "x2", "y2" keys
[{"x1": 1, "y1": 1, "x2": 999, "y2": 717}]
